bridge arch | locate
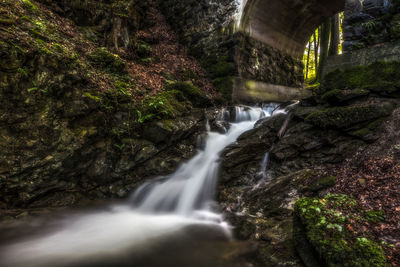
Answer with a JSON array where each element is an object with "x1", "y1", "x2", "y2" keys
[{"x1": 240, "y1": 0, "x2": 346, "y2": 58}]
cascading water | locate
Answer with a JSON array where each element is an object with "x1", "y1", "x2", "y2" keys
[
  {"x1": 130, "y1": 105, "x2": 264, "y2": 217},
  {"x1": 0, "y1": 104, "x2": 280, "y2": 267}
]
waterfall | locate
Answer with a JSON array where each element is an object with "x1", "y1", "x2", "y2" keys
[
  {"x1": 235, "y1": 0, "x2": 248, "y2": 29},
  {"x1": 130, "y1": 105, "x2": 267, "y2": 216},
  {"x1": 0, "y1": 104, "x2": 279, "y2": 267}
]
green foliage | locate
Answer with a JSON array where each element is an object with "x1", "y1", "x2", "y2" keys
[
  {"x1": 17, "y1": 67, "x2": 29, "y2": 78},
  {"x1": 22, "y1": 0, "x2": 38, "y2": 12},
  {"x1": 295, "y1": 194, "x2": 389, "y2": 267},
  {"x1": 360, "y1": 20, "x2": 377, "y2": 31},
  {"x1": 114, "y1": 80, "x2": 132, "y2": 96},
  {"x1": 83, "y1": 92, "x2": 102, "y2": 101},
  {"x1": 136, "y1": 90, "x2": 191, "y2": 123},
  {"x1": 87, "y1": 47, "x2": 127, "y2": 74},
  {"x1": 164, "y1": 81, "x2": 211, "y2": 107},
  {"x1": 364, "y1": 210, "x2": 385, "y2": 223},
  {"x1": 113, "y1": 143, "x2": 126, "y2": 151},
  {"x1": 136, "y1": 110, "x2": 155, "y2": 123},
  {"x1": 305, "y1": 103, "x2": 395, "y2": 129}
]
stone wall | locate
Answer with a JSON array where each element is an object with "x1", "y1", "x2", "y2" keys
[
  {"x1": 236, "y1": 34, "x2": 304, "y2": 88},
  {"x1": 323, "y1": 42, "x2": 400, "y2": 76},
  {"x1": 157, "y1": 0, "x2": 304, "y2": 102},
  {"x1": 343, "y1": 0, "x2": 400, "y2": 51}
]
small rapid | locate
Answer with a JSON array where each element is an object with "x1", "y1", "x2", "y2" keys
[{"x1": 0, "y1": 104, "x2": 281, "y2": 267}]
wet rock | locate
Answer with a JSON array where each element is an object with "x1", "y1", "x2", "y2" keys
[
  {"x1": 209, "y1": 120, "x2": 231, "y2": 134},
  {"x1": 219, "y1": 169, "x2": 315, "y2": 266},
  {"x1": 142, "y1": 112, "x2": 204, "y2": 145}
]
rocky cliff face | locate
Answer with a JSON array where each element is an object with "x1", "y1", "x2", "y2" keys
[
  {"x1": 218, "y1": 61, "x2": 400, "y2": 266},
  {"x1": 343, "y1": 0, "x2": 400, "y2": 51},
  {"x1": 0, "y1": 0, "x2": 215, "y2": 212}
]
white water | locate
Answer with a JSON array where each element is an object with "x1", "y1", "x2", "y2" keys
[
  {"x1": 235, "y1": 0, "x2": 248, "y2": 29},
  {"x1": 0, "y1": 105, "x2": 278, "y2": 267}
]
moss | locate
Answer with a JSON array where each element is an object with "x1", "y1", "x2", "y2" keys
[
  {"x1": 22, "y1": 0, "x2": 39, "y2": 12},
  {"x1": 164, "y1": 81, "x2": 211, "y2": 107},
  {"x1": 87, "y1": 47, "x2": 127, "y2": 74},
  {"x1": 321, "y1": 89, "x2": 369, "y2": 104},
  {"x1": 139, "y1": 57, "x2": 152, "y2": 65},
  {"x1": 305, "y1": 83, "x2": 320, "y2": 92},
  {"x1": 322, "y1": 61, "x2": 400, "y2": 96},
  {"x1": 135, "y1": 41, "x2": 152, "y2": 58},
  {"x1": 309, "y1": 176, "x2": 337, "y2": 192},
  {"x1": 83, "y1": 92, "x2": 102, "y2": 101},
  {"x1": 213, "y1": 76, "x2": 233, "y2": 103},
  {"x1": 201, "y1": 55, "x2": 235, "y2": 78},
  {"x1": 349, "y1": 118, "x2": 385, "y2": 139},
  {"x1": 295, "y1": 194, "x2": 389, "y2": 267},
  {"x1": 305, "y1": 103, "x2": 395, "y2": 129},
  {"x1": 137, "y1": 90, "x2": 192, "y2": 123},
  {"x1": 0, "y1": 18, "x2": 15, "y2": 26}
]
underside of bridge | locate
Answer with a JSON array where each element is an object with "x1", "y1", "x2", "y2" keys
[
  {"x1": 159, "y1": 0, "x2": 347, "y2": 102},
  {"x1": 242, "y1": 0, "x2": 346, "y2": 58}
]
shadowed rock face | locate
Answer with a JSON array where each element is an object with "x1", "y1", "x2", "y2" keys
[{"x1": 242, "y1": 0, "x2": 346, "y2": 58}]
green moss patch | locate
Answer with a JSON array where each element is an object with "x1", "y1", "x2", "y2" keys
[
  {"x1": 305, "y1": 103, "x2": 395, "y2": 129},
  {"x1": 22, "y1": 0, "x2": 38, "y2": 12},
  {"x1": 321, "y1": 89, "x2": 369, "y2": 104},
  {"x1": 136, "y1": 90, "x2": 192, "y2": 123},
  {"x1": 322, "y1": 61, "x2": 400, "y2": 96},
  {"x1": 309, "y1": 176, "x2": 337, "y2": 192},
  {"x1": 213, "y1": 76, "x2": 233, "y2": 103},
  {"x1": 201, "y1": 55, "x2": 235, "y2": 78},
  {"x1": 164, "y1": 81, "x2": 211, "y2": 107},
  {"x1": 87, "y1": 47, "x2": 127, "y2": 75},
  {"x1": 295, "y1": 194, "x2": 389, "y2": 267}
]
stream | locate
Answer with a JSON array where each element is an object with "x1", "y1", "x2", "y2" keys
[{"x1": 0, "y1": 104, "x2": 281, "y2": 267}]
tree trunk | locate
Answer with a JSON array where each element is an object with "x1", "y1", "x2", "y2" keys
[
  {"x1": 317, "y1": 19, "x2": 331, "y2": 82},
  {"x1": 305, "y1": 41, "x2": 311, "y2": 80},
  {"x1": 329, "y1": 14, "x2": 340, "y2": 56},
  {"x1": 313, "y1": 29, "x2": 319, "y2": 77}
]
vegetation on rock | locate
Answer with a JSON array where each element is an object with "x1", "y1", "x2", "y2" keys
[
  {"x1": 295, "y1": 194, "x2": 389, "y2": 267},
  {"x1": 322, "y1": 61, "x2": 400, "y2": 96},
  {"x1": 305, "y1": 103, "x2": 395, "y2": 129}
]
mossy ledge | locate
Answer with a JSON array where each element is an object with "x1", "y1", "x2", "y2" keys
[
  {"x1": 294, "y1": 194, "x2": 389, "y2": 267},
  {"x1": 305, "y1": 103, "x2": 395, "y2": 129},
  {"x1": 322, "y1": 61, "x2": 400, "y2": 97}
]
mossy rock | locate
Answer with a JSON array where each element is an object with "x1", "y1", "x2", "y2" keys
[
  {"x1": 201, "y1": 55, "x2": 235, "y2": 78},
  {"x1": 305, "y1": 103, "x2": 395, "y2": 129},
  {"x1": 164, "y1": 81, "x2": 211, "y2": 107},
  {"x1": 294, "y1": 194, "x2": 389, "y2": 267},
  {"x1": 321, "y1": 89, "x2": 369, "y2": 105},
  {"x1": 135, "y1": 41, "x2": 152, "y2": 58},
  {"x1": 322, "y1": 61, "x2": 400, "y2": 96},
  {"x1": 213, "y1": 76, "x2": 233, "y2": 103},
  {"x1": 309, "y1": 176, "x2": 337, "y2": 192},
  {"x1": 137, "y1": 90, "x2": 192, "y2": 123},
  {"x1": 348, "y1": 118, "x2": 385, "y2": 141},
  {"x1": 22, "y1": 0, "x2": 39, "y2": 12},
  {"x1": 87, "y1": 47, "x2": 127, "y2": 75}
]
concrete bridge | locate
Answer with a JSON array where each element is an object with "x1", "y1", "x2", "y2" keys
[{"x1": 159, "y1": 0, "x2": 394, "y2": 102}]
